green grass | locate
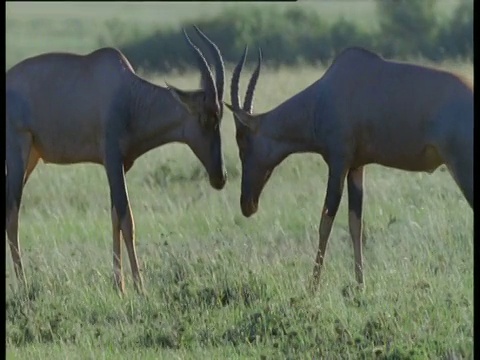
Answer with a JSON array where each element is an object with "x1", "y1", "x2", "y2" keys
[{"x1": 6, "y1": 61, "x2": 473, "y2": 359}]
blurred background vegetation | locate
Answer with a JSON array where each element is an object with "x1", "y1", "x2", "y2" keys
[{"x1": 6, "y1": 0, "x2": 472, "y2": 72}]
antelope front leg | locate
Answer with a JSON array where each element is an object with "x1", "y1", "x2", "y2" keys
[
  {"x1": 105, "y1": 148, "x2": 145, "y2": 294},
  {"x1": 311, "y1": 163, "x2": 347, "y2": 293},
  {"x1": 347, "y1": 166, "x2": 364, "y2": 287},
  {"x1": 121, "y1": 202, "x2": 145, "y2": 295},
  {"x1": 111, "y1": 204, "x2": 124, "y2": 293}
]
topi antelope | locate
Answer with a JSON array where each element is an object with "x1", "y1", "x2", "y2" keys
[
  {"x1": 225, "y1": 46, "x2": 473, "y2": 292},
  {"x1": 6, "y1": 26, "x2": 227, "y2": 294}
]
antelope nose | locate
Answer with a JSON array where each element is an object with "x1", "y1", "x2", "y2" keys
[
  {"x1": 210, "y1": 171, "x2": 227, "y2": 190},
  {"x1": 240, "y1": 196, "x2": 258, "y2": 217}
]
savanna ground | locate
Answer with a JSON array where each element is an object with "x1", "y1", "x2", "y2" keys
[{"x1": 6, "y1": 2, "x2": 473, "y2": 359}]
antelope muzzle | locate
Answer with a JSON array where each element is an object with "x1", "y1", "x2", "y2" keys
[
  {"x1": 240, "y1": 168, "x2": 272, "y2": 217},
  {"x1": 240, "y1": 194, "x2": 258, "y2": 217},
  {"x1": 209, "y1": 169, "x2": 227, "y2": 190}
]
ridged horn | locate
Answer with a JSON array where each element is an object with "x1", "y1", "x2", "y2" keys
[
  {"x1": 243, "y1": 48, "x2": 262, "y2": 113},
  {"x1": 193, "y1": 25, "x2": 225, "y2": 103},
  {"x1": 231, "y1": 45, "x2": 248, "y2": 111},
  {"x1": 183, "y1": 28, "x2": 217, "y2": 104}
]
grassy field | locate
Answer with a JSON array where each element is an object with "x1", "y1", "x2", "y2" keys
[{"x1": 6, "y1": 2, "x2": 473, "y2": 359}]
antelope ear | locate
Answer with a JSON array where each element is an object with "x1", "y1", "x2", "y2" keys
[
  {"x1": 166, "y1": 82, "x2": 204, "y2": 115},
  {"x1": 224, "y1": 102, "x2": 259, "y2": 133}
]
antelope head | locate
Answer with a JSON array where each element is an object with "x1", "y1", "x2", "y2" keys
[
  {"x1": 167, "y1": 26, "x2": 226, "y2": 190},
  {"x1": 225, "y1": 47, "x2": 273, "y2": 216}
]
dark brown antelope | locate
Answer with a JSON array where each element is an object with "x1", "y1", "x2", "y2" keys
[
  {"x1": 6, "y1": 26, "x2": 227, "y2": 294},
  {"x1": 225, "y1": 46, "x2": 473, "y2": 291}
]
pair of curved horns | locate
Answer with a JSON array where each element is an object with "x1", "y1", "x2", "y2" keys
[
  {"x1": 231, "y1": 46, "x2": 262, "y2": 114},
  {"x1": 183, "y1": 26, "x2": 225, "y2": 105}
]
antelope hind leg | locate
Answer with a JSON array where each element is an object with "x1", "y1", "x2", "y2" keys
[
  {"x1": 443, "y1": 148, "x2": 473, "y2": 208},
  {"x1": 437, "y1": 134, "x2": 473, "y2": 208},
  {"x1": 6, "y1": 132, "x2": 34, "y2": 286}
]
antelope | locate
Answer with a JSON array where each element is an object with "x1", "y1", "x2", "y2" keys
[
  {"x1": 225, "y1": 46, "x2": 473, "y2": 292},
  {"x1": 6, "y1": 26, "x2": 227, "y2": 294}
]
